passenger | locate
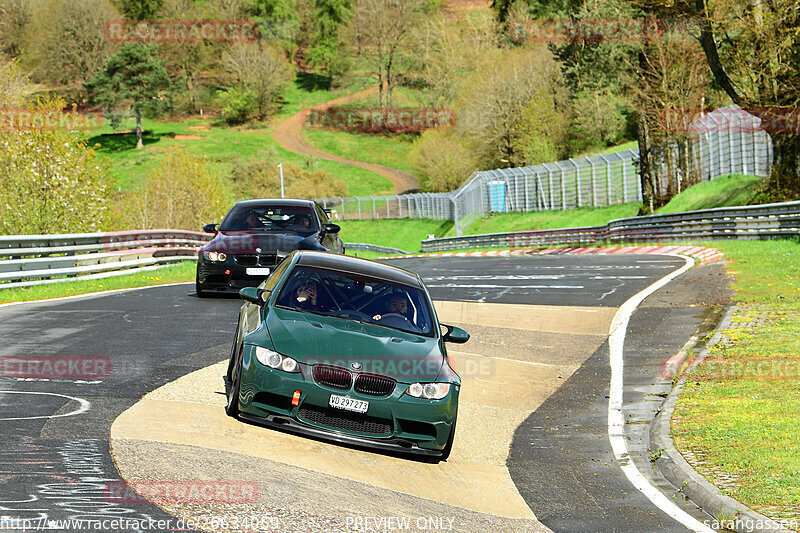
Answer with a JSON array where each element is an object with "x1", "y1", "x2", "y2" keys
[{"x1": 294, "y1": 280, "x2": 321, "y2": 310}]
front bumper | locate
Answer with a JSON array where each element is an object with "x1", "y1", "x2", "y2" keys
[
  {"x1": 196, "y1": 255, "x2": 282, "y2": 293},
  {"x1": 235, "y1": 345, "x2": 458, "y2": 456}
]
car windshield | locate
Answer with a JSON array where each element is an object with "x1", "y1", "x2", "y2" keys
[
  {"x1": 276, "y1": 266, "x2": 435, "y2": 337},
  {"x1": 219, "y1": 205, "x2": 318, "y2": 232}
]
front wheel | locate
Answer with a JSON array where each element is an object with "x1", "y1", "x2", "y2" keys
[
  {"x1": 225, "y1": 344, "x2": 242, "y2": 417},
  {"x1": 196, "y1": 271, "x2": 208, "y2": 298}
]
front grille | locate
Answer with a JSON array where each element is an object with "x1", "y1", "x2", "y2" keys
[
  {"x1": 298, "y1": 405, "x2": 392, "y2": 436},
  {"x1": 312, "y1": 365, "x2": 352, "y2": 390},
  {"x1": 354, "y1": 373, "x2": 396, "y2": 396},
  {"x1": 234, "y1": 254, "x2": 278, "y2": 267}
]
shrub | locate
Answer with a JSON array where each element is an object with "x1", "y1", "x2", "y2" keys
[
  {"x1": 126, "y1": 147, "x2": 231, "y2": 230},
  {"x1": 411, "y1": 129, "x2": 478, "y2": 192}
]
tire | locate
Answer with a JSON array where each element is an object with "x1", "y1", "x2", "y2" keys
[
  {"x1": 439, "y1": 413, "x2": 457, "y2": 461},
  {"x1": 195, "y1": 271, "x2": 209, "y2": 298},
  {"x1": 225, "y1": 343, "x2": 242, "y2": 417}
]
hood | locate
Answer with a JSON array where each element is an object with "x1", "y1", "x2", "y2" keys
[
  {"x1": 203, "y1": 230, "x2": 324, "y2": 254},
  {"x1": 266, "y1": 307, "x2": 444, "y2": 383}
]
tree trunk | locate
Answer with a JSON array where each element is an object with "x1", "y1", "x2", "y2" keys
[
  {"x1": 695, "y1": 0, "x2": 743, "y2": 106},
  {"x1": 770, "y1": 132, "x2": 800, "y2": 196},
  {"x1": 377, "y1": 67, "x2": 385, "y2": 108},
  {"x1": 135, "y1": 108, "x2": 143, "y2": 150},
  {"x1": 637, "y1": 113, "x2": 655, "y2": 213}
]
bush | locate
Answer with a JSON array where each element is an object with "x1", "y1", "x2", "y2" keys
[
  {"x1": 411, "y1": 129, "x2": 478, "y2": 192},
  {"x1": 0, "y1": 94, "x2": 112, "y2": 234},
  {"x1": 230, "y1": 151, "x2": 347, "y2": 200},
  {"x1": 126, "y1": 147, "x2": 231, "y2": 230},
  {"x1": 568, "y1": 88, "x2": 630, "y2": 153},
  {"x1": 217, "y1": 87, "x2": 257, "y2": 126}
]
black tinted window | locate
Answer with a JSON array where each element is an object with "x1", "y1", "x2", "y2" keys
[{"x1": 219, "y1": 205, "x2": 318, "y2": 231}]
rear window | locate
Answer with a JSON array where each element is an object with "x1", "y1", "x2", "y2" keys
[{"x1": 219, "y1": 205, "x2": 318, "y2": 231}]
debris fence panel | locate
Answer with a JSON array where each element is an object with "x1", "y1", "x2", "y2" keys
[{"x1": 316, "y1": 107, "x2": 773, "y2": 235}]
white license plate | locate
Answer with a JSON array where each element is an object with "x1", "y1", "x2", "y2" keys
[
  {"x1": 328, "y1": 394, "x2": 369, "y2": 414},
  {"x1": 245, "y1": 267, "x2": 270, "y2": 276}
]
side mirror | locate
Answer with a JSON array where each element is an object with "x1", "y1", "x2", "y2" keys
[
  {"x1": 239, "y1": 287, "x2": 269, "y2": 305},
  {"x1": 203, "y1": 223, "x2": 218, "y2": 234},
  {"x1": 323, "y1": 223, "x2": 340, "y2": 234},
  {"x1": 441, "y1": 324, "x2": 470, "y2": 344}
]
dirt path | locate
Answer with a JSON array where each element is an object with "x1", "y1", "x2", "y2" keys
[{"x1": 272, "y1": 86, "x2": 419, "y2": 194}]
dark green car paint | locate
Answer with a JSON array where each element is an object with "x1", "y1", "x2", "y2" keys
[{"x1": 226, "y1": 251, "x2": 467, "y2": 457}]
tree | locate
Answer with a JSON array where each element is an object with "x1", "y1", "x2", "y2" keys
[
  {"x1": 307, "y1": 0, "x2": 353, "y2": 89},
  {"x1": 351, "y1": 0, "x2": 429, "y2": 108},
  {"x1": 127, "y1": 147, "x2": 230, "y2": 230},
  {"x1": 115, "y1": 0, "x2": 163, "y2": 20},
  {"x1": 85, "y1": 43, "x2": 173, "y2": 149},
  {"x1": 0, "y1": 0, "x2": 30, "y2": 59},
  {"x1": 637, "y1": 0, "x2": 800, "y2": 198},
  {"x1": 21, "y1": 0, "x2": 119, "y2": 97},
  {"x1": 220, "y1": 42, "x2": 293, "y2": 122},
  {"x1": 0, "y1": 58, "x2": 28, "y2": 107},
  {"x1": 247, "y1": 0, "x2": 301, "y2": 52},
  {"x1": 454, "y1": 45, "x2": 569, "y2": 168},
  {"x1": 0, "y1": 95, "x2": 112, "y2": 234},
  {"x1": 631, "y1": 30, "x2": 709, "y2": 205},
  {"x1": 411, "y1": 130, "x2": 479, "y2": 192},
  {"x1": 411, "y1": 11, "x2": 499, "y2": 108},
  {"x1": 158, "y1": 0, "x2": 216, "y2": 114}
]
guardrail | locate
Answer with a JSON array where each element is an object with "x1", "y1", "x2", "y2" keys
[
  {"x1": 344, "y1": 242, "x2": 409, "y2": 255},
  {"x1": 420, "y1": 201, "x2": 800, "y2": 252},
  {"x1": 0, "y1": 230, "x2": 211, "y2": 289}
]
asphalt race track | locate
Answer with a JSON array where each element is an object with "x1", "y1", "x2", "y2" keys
[{"x1": 0, "y1": 254, "x2": 730, "y2": 532}]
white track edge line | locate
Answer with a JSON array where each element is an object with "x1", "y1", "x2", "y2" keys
[
  {"x1": 0, "y1": 281, "x2": 193, "y2": 309},
  {"x1": 607, "y1": 253, "x2": 715, "y2": 533}
]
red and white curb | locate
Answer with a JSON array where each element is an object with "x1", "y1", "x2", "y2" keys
[{"x1": 387, "y1": 245, "x2": 724, "y2": 265}]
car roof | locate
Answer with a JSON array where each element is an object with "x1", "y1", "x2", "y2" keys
[
  {"x1": 234, "y1": 199, "x2": 316, "y2": 208},
  {"x1": 294, "y1": 251, "x2": 422, "y2": 288}
]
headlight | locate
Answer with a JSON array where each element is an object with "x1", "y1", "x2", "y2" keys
[
  {"x1": 203, "y1": 251, "x2": 227, "y2": 262},
  {"x1": 254, "y1": 346, "x2": 299, "y2": 372},
  {"x1": 406, "y1": 382, "x2": 450, "y2": 400}
]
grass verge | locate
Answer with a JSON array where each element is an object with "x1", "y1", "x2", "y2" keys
[
  {"x1": 672, "y1": 239, "x2": 800, "y2": 521},
  {"x1": 303, "y1": 129, "x2": 417, "y2": 176},
  {"x1": 658, "y1": 174, "x2": 765, "y2": 214},
  {"x1": 0, "y1": 261, "x2": 197, "y2": 304},
  {"x1": 340, "y1": 218, "x2": 453, "y2": 253},
  {"x1": 465, "y1": 202, "x2": 641, "y2": 235}
]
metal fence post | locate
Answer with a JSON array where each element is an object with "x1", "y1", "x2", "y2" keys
[
  {"x1": 599, "y1": 154, "x2": 612, "y2": 206},
  {"x1": 589, "y1": 158, "x2": 597, "y2": 207},
  {"x1": 371, "y1": 196, "x2": 377, "y2": 219},
  {"x1": 386, "y1": 196, "x2": 391, "y2": 218},
  {"x1": 357, "y1": 197, "x2": 362, "y2": 220},
  {"x1": 622, "y1": 158, "x2": 628, "y2": 203},
  {"x1": 569, "y1": 158, "x2": 581, "y2": 208}
]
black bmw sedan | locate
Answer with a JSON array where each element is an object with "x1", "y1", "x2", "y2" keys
[{"x1": 196, "y1": 199, "x2": 344, "y2": 296}]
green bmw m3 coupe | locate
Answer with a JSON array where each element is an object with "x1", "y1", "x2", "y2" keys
[{"x1": 223, "y1": 250, "x2": 469, "y2": 460}]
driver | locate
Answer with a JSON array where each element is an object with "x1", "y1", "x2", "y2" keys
[
  {"x1": 373, "y1": 293, "x2": 410, "y2": 321},
  {"x1": 245, "y1": 210, "x2": 262, "y2": 229}
]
